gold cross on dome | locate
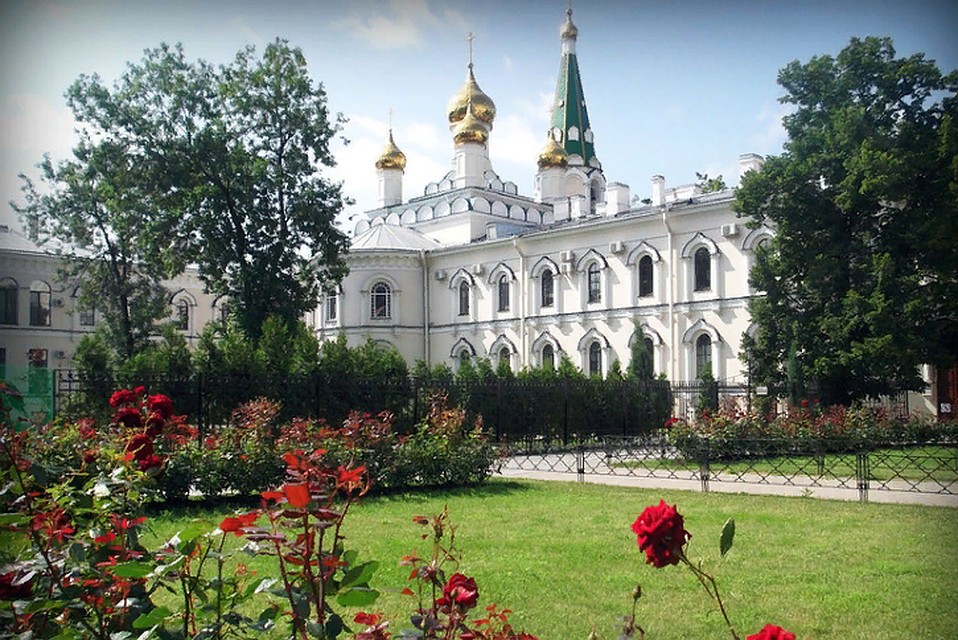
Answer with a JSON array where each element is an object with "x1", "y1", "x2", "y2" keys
[{"x1": 466, "y1": 31, "x2": 475, "y2": 67}]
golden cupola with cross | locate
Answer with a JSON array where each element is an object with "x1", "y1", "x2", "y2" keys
[{"x1": 449, "y1": 33, "x2": 495, "y2": 188}]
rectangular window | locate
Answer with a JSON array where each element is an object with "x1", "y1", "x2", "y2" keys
[
  {"x1": 0, "y1": 287, "x2": 16, "y2": 325},
  {"x1": 326, "y1": 293, "x2": 338, "y2": 322},
  {"x1": 174, "y1": 301, "x2": 189, "y2": 331},
  {"x1": 28, "y1": 348, "x2": 49, "y2": 395},
  {"x1": 79, "y1": 307, "x2": 95, "y2": 326},
  {"x1": 588, "y1": 269, "x2": 601, "y2": 304},
  {"x1": 30, "y1": 291, "x2": 50, "y2": 326},
  {"x1": 541, "y1": 272, "x2": 554, "y2": 308}
]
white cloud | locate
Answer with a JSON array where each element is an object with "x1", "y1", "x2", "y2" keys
[
  {"x1": 749, "y1": 101, "x2": 792, "y2": 153},
  {"x1": 490, "y1": 113, "x2": 540, "y2": 177},
  {"x1": 0, "y1": 93, "x2": 76, "y2": 156},
  {"x1": 329, "y1": 112, "x2": 448, "y2": 228},
  {"x1": 227, "y1": 16, "x2": 266, "y2": 49},
  {"x1": 335, "y1": 0, "x2": 467, "y2": 50}
]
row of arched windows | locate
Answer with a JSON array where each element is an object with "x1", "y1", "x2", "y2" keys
[
  {"x1": 450, "y1": 332, "x2": 715, "y2": 380},
  {"x1": 0, "y1": 278, "x2": 52, "y2": 327}
]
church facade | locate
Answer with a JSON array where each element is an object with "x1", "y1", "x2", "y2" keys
[{"x1": 309, "y1": 8, "x2": 773, "y2": 383}]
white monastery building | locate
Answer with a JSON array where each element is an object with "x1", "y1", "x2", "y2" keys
[{"x1": 311, "y1": 8, "x2": 772, "y2": 383}]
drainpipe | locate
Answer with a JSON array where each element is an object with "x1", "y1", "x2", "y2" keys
[
  {"x1": 420, "y1": 249, "x2": 430, "y2": 363},
  {"x1": 662, "y1": 208, "x2": 676, "y2": 382},
  {"x1": 513, "y1": 237, "x2": 527, "y2": 368}
]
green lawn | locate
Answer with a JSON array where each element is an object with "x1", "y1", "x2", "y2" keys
[
  {"x1": 614, "y1": 445, "x2": 958, "y2": 483},
  {"x1": 142, "y1": 479, "x2": 958, "y2": 639}
]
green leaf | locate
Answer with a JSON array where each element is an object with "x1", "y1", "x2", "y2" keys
[
  {"x1": 113, "y1": 561, "x2": 154, "y2": 578},
  {"x1": 251, "y1": 576, "x2": 278, "y2": 596},
  {"x1": 720, "y1": 517, "x2": 735, "y2": 557},
  {"x1": 341, "y1": 560, "x2": 379, "y2": 590},
  {"x1": 0, "y1": 512, "x2": 28, "y2": 525},
  {"x1": 178, "y1": 522, "x2": 210, "y2": 542},
  {"x1": 336, "y1": 586, "x2": 380, "y2": 607},
  {"x1": 326, "y1": 613, "x2": 344, "y2": 639},
  {"x1": 133, "y1": 606, "x2": 171, "y2": 629}
]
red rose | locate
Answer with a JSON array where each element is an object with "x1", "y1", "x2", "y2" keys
[
  {"x1": 438, "y1": 572, "x2": 479, "y2": 611},
  {"x1": 137, "y1": 454, "x2": 164, "y2": 472},
  {"x1": 631, "y1": 500, "x2": 691, "y2": 568},
  {"x1": 115, "y1": 406, "x2": 143, "y2": 429},
  {"x1": 126, "y1": 433, "x2": 154, "y2": 459},
  {"x1": 110, "y1": 389, "x2": 138, "y2": 408},
  {"x1": 747, "y1": 624, "x2": 796, "y2": 640},
  {"x1": 147, "y1": 394, "x2": 174, "y2": 419}
]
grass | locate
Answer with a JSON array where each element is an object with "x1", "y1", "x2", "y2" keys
[
  {"x1": 140, "y1": 479, "x2": 958, "y2": 639},
  {"x1": 614, "y1": 445, "x2": 958, "y2": 483}
]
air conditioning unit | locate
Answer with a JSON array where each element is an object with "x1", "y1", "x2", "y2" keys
[
  {"x1": 720, "y1": 223, "x2": 739, "y2": 237},
  {"x1": 471, "y1": 263, "x2": 484, "y2": 276},
  {"x1": 54, "y1": 350, "x2": 67, "y2": 359},
  {"x1": 434, "y1": 269, "x2": 447, "y2": 281},
  {"x1": 560, "y1": 262, "x2": 575, "y2": 275},
  {"x1": 609, "y1": 240, "x2": 625, "y2": 254},
  {"x1": 560, "y1": 250, "x2": 575, "y2": 263}
]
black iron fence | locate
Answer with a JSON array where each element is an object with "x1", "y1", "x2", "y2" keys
[
  {"x1": 497, "y1": 433, "x2": 957, "y2": 500},
  {"x1": 53, "y1": 371, "x2": 675, "y2": 441}
]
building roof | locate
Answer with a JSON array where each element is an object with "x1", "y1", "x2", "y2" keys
[{"x1": 350, "y1": 222, "x2": 441, "y2": 251}]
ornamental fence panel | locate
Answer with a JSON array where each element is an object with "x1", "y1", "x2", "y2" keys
[{"x1": 496, "y1": 433, "x2": 958, "y2": 500}]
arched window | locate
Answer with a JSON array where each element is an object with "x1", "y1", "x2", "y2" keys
[
  {"x1": 587, "y1": 263, "x2": 601, "y2": 303},
  {"x1": 695, "y1": 334, "x2": 712, "y2": 379},
  {"x1": 497, "y1": 274, "x2": 510, "y2": 312},
  {"x1": 458, "y1": 281, "x2": 470, "y2": 316},
  {"x1": 542, "y1": 344, "x2": 555, "y2": 370},
  {"x1": 694, "y1": 247, "x2": 711, "y2": 291},
  {"x1": 0, "y1": 278, "x2": 18, "y2": 325},
  {"x1": 588, "y1": 341, "x2": 602, "y2": 377},
  {"x1": 638, "y1": 255, "x2": 653, "y2": 297},
  {"x1": 541, "y1": 270, "x2": 554, "y2": 308},
  {"x1": 371, "y1": 282, "x2": 391, "y2": 319},
  {"x1": 29, "y1": 281, "x2": 51, "y2": 327},
  {"x1": 644, "y1": 337, "x2": 654, "y2": 357},
  {"x1": 457, "y1": 350, "x2": 471, "y2": 370},
  {"x1": 498, "y1": 346, "x2": 511, "y2": 368}
]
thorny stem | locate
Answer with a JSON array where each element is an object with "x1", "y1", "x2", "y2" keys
[
  {"x1": 215, "y1": 532, "x2": 227, "y2": 639},
  {"x1": 681, "y1": 555, "x2": 740, "y2": 640},
  {"x1": 270, "y1": 511, "x2": 308, "y2": 640}
]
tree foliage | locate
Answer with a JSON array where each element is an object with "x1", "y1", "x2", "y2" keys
[
  {"x1": 13, "y1": 141, "x2": 173, "y2": 357},
  {"x1": 19, "y1": 39, "x2": 350, "y2": 350},
  {"x1": 736, "y1": 37, "x2": 958, "y2": 404}
]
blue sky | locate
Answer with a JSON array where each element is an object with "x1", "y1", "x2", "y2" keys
[{"x1": 2, "y1": 0, "x2": 956, "y2": 233}]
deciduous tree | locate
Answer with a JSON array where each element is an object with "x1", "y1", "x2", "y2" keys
[{"x1": 737, "y1": 37, "x2": 958, "y2": 404}]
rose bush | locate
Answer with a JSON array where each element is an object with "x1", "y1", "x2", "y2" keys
[{"x1": 668, "y1": 402, "x2": 958, "y2": 461}]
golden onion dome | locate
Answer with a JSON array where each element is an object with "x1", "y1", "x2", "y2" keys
[
  {"x1": 561, "y1": 8, "x2": 578, "y2": 40},
  {"x1": 375, "y1": 130, "x2": 406, "y2": 171},
  {"x1": 453, "y1": 107, "x2": 489, "y2": 145},
  {"x1": 447, "y1": 65, "x2": 496, "y2": 125},
  {"x1": 537, "y1": 135, "x2": 568, "y2": 169}
]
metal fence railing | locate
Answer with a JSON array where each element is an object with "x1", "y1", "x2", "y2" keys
[{"x1": 496, "y1": 433, "x2": 957, "y2": 500}]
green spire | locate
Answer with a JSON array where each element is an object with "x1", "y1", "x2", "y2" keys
[{"x1": 549, "y1": 7, "x2": 599, "y2": 168}]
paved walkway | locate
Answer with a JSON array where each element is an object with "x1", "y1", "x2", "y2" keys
[{"x1": 496, "y1": 467, "x2": 958, "y2": 508}]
